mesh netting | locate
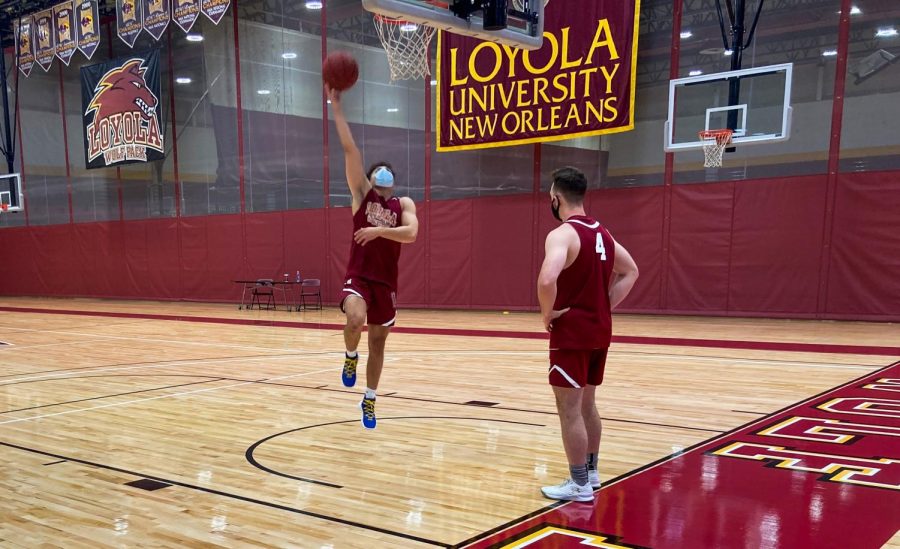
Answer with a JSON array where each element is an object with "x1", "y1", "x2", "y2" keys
[
  {"x1": 699, "y1": 129, "x2": 733, "y2": 168},
  {"x1": 373, "y1": 16, "x2": 436, "y2": 81}
]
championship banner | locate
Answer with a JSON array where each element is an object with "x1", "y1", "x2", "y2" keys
[
  {"x1": 201, "y1": 0, "x2": 230, "y2": 25},
  {"x1": 34, "y1": 10, "x2": 56, "y2": 72},
  {"x1": 54, "y1": 2, "x2": 77, "y2": 66},
  {"x1": 142, "y1": 0, "x2": 171, "y2": 40},
  {"x1": 16, "y1": 17, "x2": 35, "y2": 77},
  {"x1": 117, "y1": 0, "x2": 143, "y2": 48},
  {"x1": 76, "y1": 0, "x2": 101, "y2": 60},
  {"x1": 173, "y1": 0, "x2": 201, "y2": 33},
  {"x1": 437, "y1": 0, "x2": 640, "y2": 151},
  {"x1": 81, "y1": 51, "x2": 165, "y2": 169}
]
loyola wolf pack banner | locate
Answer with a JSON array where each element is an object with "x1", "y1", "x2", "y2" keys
[
  {"x1": 54, "y1": 2, "x2": 77, "y2": 66},
  {"x1": 16, "y1": 17, "x2": 35, "y2": 77},
  {"x1": 117, "y1": 0, "x2": 143, "y2": 47},
  {"x1": 81, "y1": 51, "x2": 165, "y2": 169},
  {"x1": 437, "y1": 0, "x2": 640, "y2": 151},
  {"x1": 142, "y1": 0, "x2": 171, "y2": 40},
  {"x1": 173, "y1": 0, "x2": 201, "y2": 32},
  {"x1": 76, "y1": 0, "x2": 101, "y2": 60},
  {"x1": 34, "y1": 10, "x2": 56, "y2": 72}
]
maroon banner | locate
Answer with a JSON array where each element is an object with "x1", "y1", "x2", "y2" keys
[
  {"x1": 437, "y1": 0, "x2": 640, "y2": 151},
  {"x1": 173, "y1": 0, "x2": 200, "y2": 33},
  {"x1": 34, "y1": 10, "x2": 56, "y2": 72},
  {"x1": 54, "y1": 2, "x2": 77, "y2": 66},
  {"x1": 16, "y1": 17, "x2": 35, "y2": 77},
  {"x1": 76, "y1": 0, "x2": 101, "y2": 60},
  {"x1": 142, "y1": 0, "x2": 171, "y2": 40},
  {"x1": 117, "y1": 0, "x2": 143, "y2": 48},
  {"x1": 201, "y1": 0, "x2": 230, "y2": 25}
]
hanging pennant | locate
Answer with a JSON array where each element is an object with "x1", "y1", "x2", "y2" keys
[
  {"x1": 142, "y1": 0, "x2": 171, "y2": 40},
  {"x1": 54, "y1": 2, "x2": 77, "y2": 66},
  {"x1": 201, "y1": 0, "x2": 230, "y2": 26},
  {"x1": 173, "y1": 0, "x2": 200, "y2": 33},
  {"x1": 34, "y1": 10, "x2": 56, "y2": 72},
  {"x1": 16, "y1": 17, "x2": 35, "y2": 77},
  {"x1": 117, "y1": 0, "x2": 144, "y2": 48},
  {"x1": 76, "y1": 0, "x2": 101, "y2": 60}
]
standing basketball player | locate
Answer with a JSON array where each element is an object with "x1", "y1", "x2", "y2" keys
[
  {"x1": 326, "y1": 86, "x2": 419, "y2": 429},
  {"x1": 538, "y1": 166, "x2": 639, "y2": 501}
]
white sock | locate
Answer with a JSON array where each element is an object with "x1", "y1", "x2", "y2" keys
[
  {"x1": 346, "y1": 350, "x2": 358, "y2": 358},
  {"x1": 365, "y1": 388, "x2": 376, "y2": 400}
]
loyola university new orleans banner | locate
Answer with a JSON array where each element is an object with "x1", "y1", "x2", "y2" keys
[
  {"x1": 81, "y1": 51, "x2": 165, "y2": 169},
  {"x1": 173, "y1": 0, "x2": 201, "y2": 32},
  {"x1": 437, "y1": 0, "x2": 640, "y2": 151},
  {"x1": 117, "y1": 0, "x2": 143, "y2": 47}
]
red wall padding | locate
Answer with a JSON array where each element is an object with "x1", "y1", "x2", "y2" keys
[
  {"x1": 3, "y1": 172, "x2": 899, "y2": 320},
  {"x1": 826, "y1": 171, "x2": 900, "y2": 318}
]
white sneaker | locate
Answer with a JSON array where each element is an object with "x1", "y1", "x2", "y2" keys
[
  {"x1": 588, "y1": 469, "x2": 601, "y2": 489},
  {"x1": 541, "y1": 478, "x2": 594, "y2": 502}
]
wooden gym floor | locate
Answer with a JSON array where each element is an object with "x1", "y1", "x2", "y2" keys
[{"x1": 0, "y1": 297, "x2": 897, "y2": 548}]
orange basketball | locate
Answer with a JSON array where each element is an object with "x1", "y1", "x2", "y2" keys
[{"x1": 322, "y1": 51, "x2": 359, "y2": 92}]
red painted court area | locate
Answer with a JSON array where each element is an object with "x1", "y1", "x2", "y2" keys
[{"x1": 465, "y1": 361, "x2": 900, "y2": 549}]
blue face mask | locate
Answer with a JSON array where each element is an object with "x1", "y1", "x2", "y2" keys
[{"x1": 372, "y1": 166, "x2": 394, "y2": 188}]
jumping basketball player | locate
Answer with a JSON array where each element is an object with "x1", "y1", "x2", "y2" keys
[
  {"x1": 326, "y1": 85, "x2": 419, "y2": 429},
  {"x1": 537, "y1": 166, "x2": 639, "y2": 501}
]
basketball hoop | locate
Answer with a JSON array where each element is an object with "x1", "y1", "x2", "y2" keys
[
  {"x1": 373, "y1": 14, "x2": 436, "y2": 81},
  {"x1": 699, "y1": 129, "x2": 733, "y2": 168}
]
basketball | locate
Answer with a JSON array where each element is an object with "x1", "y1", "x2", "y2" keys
[{"x1": 322, "y1": 51, "x2": 359, "y2": 92}]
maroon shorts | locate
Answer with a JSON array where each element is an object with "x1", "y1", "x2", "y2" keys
[
  {"x1": 340, "y1": 277, "x2": 397, "y2": 327},
  {"x1": 548, "y1": 349, "x2": 609, "y2": 388}
]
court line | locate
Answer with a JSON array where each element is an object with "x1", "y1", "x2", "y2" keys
[
  {"x1": 2, "y1": 306, "x2": 898, "y2": 355},
  {"x1": 0, "y1": 440, "x2": 450, "y2": 548},
  {"x1": 0, "y1": 353, "x2": 300, "y2": 380},
  {"x1": 454, "y1": 359, "x2": 900, "y2": 548},
  {"x1": 0, "y1": 367, "x2": 333, "y2": 426},
  {"x1": 0, "y1": 353, "x2": 332, "y2": 386},
  {"x1": 0, "y1": 378, "x2": 226, "y2": 414}
]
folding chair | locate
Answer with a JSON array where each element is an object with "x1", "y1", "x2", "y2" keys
[
  {"x1": 250, "y1": 279, "x2": 275, "y2": 310},
  {"x1": 299, "y1": 279, "x2": 322, "y2": 311}
]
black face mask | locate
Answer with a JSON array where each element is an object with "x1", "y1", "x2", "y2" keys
[{"x1": 551, "y1": 195, "x2": 562, "y2": 221}]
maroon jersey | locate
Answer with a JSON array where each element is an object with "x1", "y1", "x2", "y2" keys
[
  {"x1": 345, "y1": 188, "x2": 403, "y2": 290},
  {"x1": 549, "y1": 215, "x2": 616, "y2": 350}
]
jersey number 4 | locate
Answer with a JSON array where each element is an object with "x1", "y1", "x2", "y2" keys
[{"x1": 595, "y1": 233, "x2": 607, "y2": 260}]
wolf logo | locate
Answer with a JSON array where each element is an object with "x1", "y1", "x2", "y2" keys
[
  {"x1": 19, "y1": 30, "x2": 29, "y2": 52},
  {"x1": 37, "y1": 21, "x2": 51, "y2": 49},
  {"x1": 80, "y1": 9, "x2": 95, "y2": 34},
  {"x1": 121, "y1": 0, "x2": 137, "y2": 23},
  {"x1": 58, "y1": 20, "x2": 71, "y2": 42},
  {"x1": 86, "y1": 60, "x2": 158, "y2": 122}
]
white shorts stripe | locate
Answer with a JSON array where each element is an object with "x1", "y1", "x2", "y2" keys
[{"x1": 550, "y1": 365, "x2": 581, "y2": 388}]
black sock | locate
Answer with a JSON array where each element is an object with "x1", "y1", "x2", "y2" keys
[
  {"x1": 587, "y1": 452, "x2": 598, "y2": 471},
  {"x1": 570, "y1": 464, "x2": 588, "y2": 486}
]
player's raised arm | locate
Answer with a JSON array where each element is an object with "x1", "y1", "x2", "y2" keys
[
  {"x1": 326, "y1": 85, "x2": 371, "y2": 208},
  {"x1": 609, "y1": 240, "x2": 638, "y2": 309}
]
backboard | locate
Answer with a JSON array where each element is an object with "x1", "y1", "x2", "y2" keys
[
  {"x1": 361, "y1": 0, "x2": 544, "y2": 50},
  {"x1": 665, "y1": 63, "x2": 793, "y2": 152},
  {"x1": 0, "y1": 173, "x2": 23, "y2": 212}
]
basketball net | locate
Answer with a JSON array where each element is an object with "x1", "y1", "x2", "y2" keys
[
  {"x1": 373, "y1": 15, "x2": 436, "y2": 81},
  {"x1": 699, "y1": 129, "x2": 733, "y2": 168}
]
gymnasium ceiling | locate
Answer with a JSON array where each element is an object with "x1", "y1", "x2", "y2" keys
[{"x1": 1, "y1": 0, "x2": 896, "y2": 88}]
